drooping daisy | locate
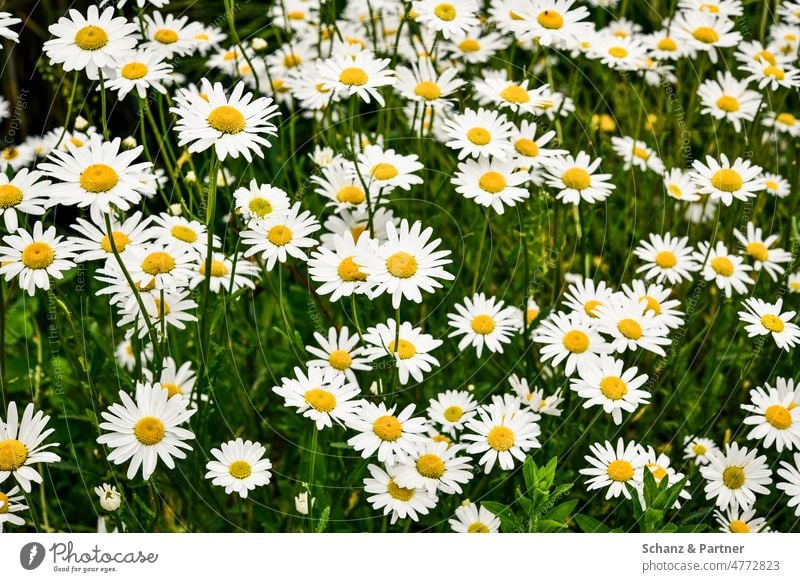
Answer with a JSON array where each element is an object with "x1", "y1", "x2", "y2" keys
[
  {"x1": 447, "y1": 292, "x2": 520, "y2": 356},
  {"x1": 204, "y1": 438, "x2": 272, "y2": 498},
  {"x1": 610, "y1": 136, "x2": 665, "y2": 174},
  {"x1": 511, "y1": 0, "x2": 593, "y2": 48},
  {"x1": 542, "y1": 152, "x2": 616, "y2": 205},
  {"x1": 694, "y1": 241, "x2": 754, "y2": 298},
  {"x1": 580, "y1": 438, "x2": 645, "y2": 500},
  {"x1": 362, "y1": 318, "x2": 443, "y2": 385},
  {"x1": 452, "y1": 157, "x2": 530, "y2": 214},
  {"x1": 347, "y1": 402, "x2": 429, "y2": 466},
  {"x1": 443, "y1": 107, "x2": 515, "y2": 160},
  {"x1": 0, "y1": 221, "x2": 77, "y2": 296},
  {"x1": 43, "y1": 5, "x2": 138, "y2": 80},
  {"x1": 171, "y1": 79, "x2": 280, "y2": 162},
  {"x1": 356, "y1": 219, "x2": 453, "y2": 309},
  {"x1": 662, "y1": 167, "x2": 700, "y2": 201},
  {"x1": 363, "y1": 463, "x2": 438, "y2": 524},
  {"x1": 570, "y1": 355, "x2": 650, "y2": 425},
  {"x1": 355, "y1": 145, "x2": 424, "y2": 193},
  {"x1": 715, "y1": 507, "x2": 770, "y2": 533},
  {"x1": 634, "y1": 233, "x2": 700, "y2": 285},
  {"x1": 463, "y1": 402, "x2": 541, "y2": 473},
  {"x1": 273, "y1": 366, "x2": 361, "y2": 430},
  {"x1": 533, "y1": 310, "x2": 611, "y2": 376},
  {"x1": 733, "y1": 222, "x2": 792, "y2": 281},
  {"x1": 742, "y1": 381, "x2": 800, "y2": 451},
  {"x1": 697, "y1": 71, "x2": 762, "y2": 132},
  {"x1": 427, "y1": 390, "x2": 478, "y2": 435},
  {"x1": 449, "y1": 501, "x2": 501, "y2": 533},
  {"x1": 0, "y1": 402, "x2": 61, "y2": 493},
  {"x1": 412, "y1": 0, "x2": 480, "y2": 39},
  {"x1": 97, "y1": 384, "x2": 195, "y2": 481},
  {"x1": 691, "y1": 154, "x2": 763, "y2": 206},
  {"x1": 318, "y1": 51, "x2": 397, "y2": 106},
  {"x1": 700, "y1": 442, "x2": 772, "y2": 511},
  {"x1": 394, "y1": 440, "x2": 473, "y2": 494},
  {"x1": 738, "y1": 297, "x2": 800, "y2": 352},
  {"x1": 683, "y1": 435, "x2": 720, "y2": 465},
  {"x1": 777, "y1": 453, "x2": 800, "y2": 517},
  {"x1": 596, "y1": 297, "x2": 671, "y2": 356},
  {"x1": 105, "y1": 49, "x2": 172, "y2": 100},
  {"x1": 0, "y1": 168, "x2": 50, "y2": 233},
  {"x1": 240, "y1": 202, "x2": 320, "y2": 271},
  {"x1": 305, "y1": 326, "x2": 372, "y2": 384},
  {"x1": 508, "y1": 375, "x2": 564, "y2": 416}
]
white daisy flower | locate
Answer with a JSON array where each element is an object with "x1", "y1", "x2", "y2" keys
[
  {"x1": 320, "y1": 206, "x2": 397, "y2": 249},
  {"x1": 691, "y1": 154, "x2": 763, "y2": 206},
  {"x1": 233, "y1": 179, "x2": 291, "y2": 224},
  {"x1": 240, "y1": 202, "x2": 321, "y2": 271},
  {"x1": 117, "y1": 290, "x2": 198, "y2": 340},
  {"x1": 683, "y1": 435, "x2": 720, "y2": 465},
  {"x1": 563, "y1": 278, "x2": 615, "y2": 318},
  {"x1": 634, "y1": 232, "x2": 700, "y2": 285},
  {"x1": 580, "y1": 438, "x2": 646, "y2": 500},
  {"x1": 443, "y1": 107, "x2": 515, "y2": 160},
  {"x1": 412, "y1": 0, "x2": 480, "y2": 39},
  {"x1": 0, "y1": 221, "x2": 77, "y2": 296},
  {"x1": 447, "y1": 292, "x2": 520, "y2": 356},
  {"x1": 542, "y1": 151, "x2": 616, "y2": 205},
  {"x1": 312, "y1": 161, "x2": 370, "y2": 211},
  {"x1": 445, "y1": 27, "x2": 510, "y2": 64},
  {"x1": 570, "y1": 355, "x2": 650, "y2": 425},
  {"x1": 715, "y1": 507, "x2": 770, "y2": 533},
  {"x1": 463, "y1": 402, "x2": 541, "y2": 473},
  {"x1": 145, "y1": 357, "x2": 197, "y2": 399},
  {"x1": 511, "y1": 0, "x2": 593, "y2": 48},
  {"x1": 395, "y1": 61, "x2": 465, "y2": 108},
  {"x1": 662, "y1": 167, "x2": 700, "y2": 201},
  {"x1": 347, "y1": 402, "x2": 429, "y2": 466},
  {"x1": 0, "y1": 402, "x2": 61, "y2": 493},
  {"x1": 742, "y1": 56, "x2": 800, "y2": 90},
  {"x1": 742, "y1": 381, "x2": 800, "y2": 451},
  {"x1": 508, "y1": 374, "x2": 564, "y2": 416},
  {"x1": 355, "y1": 145, "x2": 424, "y2": 194},
  {"x1": 69, "y1": 211, "x2": 152, "y2": 263},
  {"x1": 363, "y1": 463, "x2": 438, "y2": 524},
  {"x1": 205, "y1": 438, "x2": 272, "y2": 498},
  {"x1": 307, "y1": 230, "x2": 376, "y2": 302},
  {"x1": 188, "y1": 252, "x2": 259, "y2": 294},
  {"x1": 674, "y1": 11, "x2": 741, "y2": 63},
  {"x1": 700, "y1": 443, "x2": 772, "y2": 511},
  {"x1": 0, "y1": 11, "x2": 21, "y2": 45},
  {"x1": 362, "y1": 318, "x2": 443, "y2": 385},
  {"x1": 141, "y1": 11, "x2": 201, "y2": 58},
  {"x1": 738, "y1": 297, "x2": 800, "y2": 352},
  {"x1": 394, "y1": 440, "x2": 474, "y2": 494},
  {"x1": 449, "y1": 501, "x2": 501, "y2": 533},
  {"x1": 105, "y1": 49, "x2": 172, "y2": 100},
  {"x1": 596, "y1": 296, "x2": 672, "y2": 356},
  {"x1": 693, "y1": 241, "x2": 754, "y2": 298},
  {"x1": 589, "y1": 33, "x2": 648, "y2": 71},
  {"x1": 610, "y1": 136, "x2": 665, "y2": 174},
  {"x1": 452, "y1": 157, "x2": 530, "y2": 214},
  {"x1": 762, "y1": 110, "x2": 800, "y2": 138},
  {"x1": 427, "y1": 390, "x2": 478, "y2": 435},
  {"x1": 305, "y1": 326, "x2": 372, "y2": 384},
  {"x1": 533, "y1": 310, "x2": 612, "y2": 376},
  {"x1": 777, "y1": 453, "x2": 800, "y2": 517},
  {"x1": 273, "y1": 365, "x2": 361, "y2": 430},
  {"x1": 733, "y1": 222, "x2": 792, "y2": 281},
  {"x1": 510, "y1": 119, "x2": 567, "y2": 171},
  {"x1": 620, "y1": 280, "x2": 685, "y2": 330},
  {"x1": 94, "y1": 483, "x2": 122, "y2": 512},
  {"x1": 697, "y1": 71, "x2": 762, "y2": 132},
  {"x1": 0, "y1": 485, "x2": 27, "y2": 529},
  {"x1": 759, "y1": 172, "x2": 790, "y2": 199},
  {"x1": 473, "y1": 77, "x2": 549, "y2": 114},
  {"x1": 318, "y1": 51, "x2": 397, "y2": 106},
  {"x1": 123, "y1": 242, "x2": 195, "y2": 293},
  {"x1": 0, "y1": 169, "x2": 50, "y2": 233}
]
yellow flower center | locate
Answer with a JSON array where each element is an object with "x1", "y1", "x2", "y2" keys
[
  {"x1": 467, "y1": 522, "x2": 490, "y2": 533},
  {"x1": 0, "y1": 439, "x2": 28, "y2": 471},
  {"x1": 194, "y1": 33, "x2": 209, "y2": 41},
  {"x1": 2, "y1": 147, "x2": 18, "y2": 160},
  {"x1": 710, "y1": 256, "x2": 734, "y2": 277},
  {"x1": 304, "y1": 388, "x2": 337, "y2": 413},
  {"x1": 609, "y1": 46, "x2": 629, "y2": 59},
  {"x1": 641, "y1": 295, "x2": 661, "y2": 314},
  {"x1": 121, "y1": 62, "x2": 148, "y2": 80},
  {"x1": 199, "y1": 259, "x2": 228, "y2": 278},
  {"x1": 562, "y1": 329, "x2": 589, "y2": 353},
  {"x1": 647, "y1": 463, "x2": 668, "y2": 481},
  {"x1": 283, "y1": 54, "x2": 302, "y2": 68},
  {"x1": 764, "y1": 65, "x2": 785, "y2": 80},
  {"x1": 416, "y1": 453, "x2": 446, "y2": 479},
  {"x1": 760, "y1": 314, "x2": 785, "y2": 333},
  {"x1": 729, "y1": 519, "x2": 750, "y2": 533},
  {"x1": 633, "y1": 146, "x2": 650, "y2": 160},
  {"x1": 337, "y1": 256, "x2": 367, "y2": 282},
  {"x1": 162, "y1": 383, "x2": 182, "y2": 397},
  {"x1": 100, "y1": 231, "x2": 130, "y2": 254},
  {"x1": 471, "y1": 314, "x2": 496, "y2": 334},
  {"x1": 478, "y1": 171, "x2": 506, "y2": 194},
  {"x1": 607, "y1": 459, "x2": 634, "y2": 482},
  {"x1": 373, "y1": 415, "x2": 402, "y2": 441},
  {"x1": 153, "y1": 298, "x2": 170, "y2": 316},
  {"x1": 514, "y1": 138, "x2": 539, "y2": 157},
  {"x1": 711, "y1": 168, "x2": 743, "y2": 192},
  {"x1": 655, "y1": 250, "x2": 677, "y2": 268},
  {"x1": 248, "y1": 197, "x2": 273, "y2": 218},
  {"x1": 765, "y1": 404, "x2": 792, "y2": 429},
  {"x1": 692, "y1": 26, "x2": 720, "y2": 44},
  {"x1": 526, "y1": 308, "x2": 540, "y2": 324},
  {"x1": 207, "y1": 105, "x2": 246, "y2": 134},
  {"x1": 722, "y1": 466, "x2": 745, "y2": 489},
  {"x1": 141, "y1": 251, "x2": 175, "y2": 275},
  {"x1": 414, "y1": 81, "x2": 441, "y2": 101},
  {"x1": 337, "y1": 185, "x2": 366, "y2": 204},
  {"x1": 765, "y1": 180, "x2": 779, "y2": 191},
  {"x1": 371, "y1": 163, "x2": 398, "y2": 181},
  {"x1": 599, "y1": 376, "x2": 628, "y2": 400},
  {"x1": 339, "y1": 67, "x2": 368, "y2": 86},
  {"x1": 228, "y1": 460, "x2": 252, "y2": 479},
  {"x1": 133, "y1": 416, "x2": 165, "y2": 446},
  {"x1": 667, "y1": 184, "x2": 683, "y2": 198},
  {"x1": 499, "y1": 84, "x2": 530, "y2": 104},
  {"x1": 537, "y1": 10, "x2": 564, "y2": 29},
  {"x1": 433, "y1": 3, "x2": 457, "y2": 21},
  {"x1": 74, "y1": 25, "x2": 109, "y2": 51},
  {"x1": 0, "y1": 491, "x2": 9, "y2": 514},
  {"x1": 743, "y1": 241, "x2": 768, "y2": 262},
  {"x1": 487, "y1": 426, "x2": 515, "y2": 451},
  {"x1": 582, "y1": 299, "x2": 602, "y2": 317},
  {"x1": 328, "y1": 349, "x2": 352, "y2": 370},
  {"x1": 443, "y1": 405, "x2": 463, "y2": 422},
  {"x1": 700, "y1": 3, "x2": 720, "y2": 13},
  {"x1": 386, "y1": 251, "x2": 418, "y2": 278},
  {"x1": 458, "y1": 39, "x2": 481, "y2": 52},
  {"x1": 267, "y1": 225, "x2": 293, "y2": 246},
  {"x1": 22, "y1": 242, "x2": 55, "y2": 270},
  {"x1": 692, "y1": 443, "x2": 707, "y2": 456},
  {"x1": 0, "y1": 184, "x2": 23, "y2": 209},
  {"x1": 756, "y1": 49, "x2": 777, "y2": 65},
  {"x1": 388, "y1": 338, "x2": 417, "y2": 360},
  {"x1": 617, "y1": 318, "x2": 643, "y2": 340},
  {"x1": 562, "y1": 167, "x2": 591, "y2": 190},
  {"x1": 776, "y1": 112, "x2": 796, "y2": 126},
  {"x1": 351, "y1": 225, "x2": 367, "y2": 242},
  {"x1": 154, "y1": 28, "x2": 179, "y2": 44},
  {"x1": 657, "y1": 37, "x2": 678, "y2": 51},
  {"x1": 716, "y1": 95, "x2": 740, "y2": 112},
  {"x1": 80, "y1": 163, "x2": 119, "y2": 193},
  {"x1": 387, "y1": 478, "x2": 415, "y2": 501},
  {"x1": 171, "y1": 225, "x2": 198, "y2": 243},
  {"x1": 466, "y1": 127, "x2": 491, "y2": 145}
]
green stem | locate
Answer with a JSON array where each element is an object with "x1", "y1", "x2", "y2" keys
[
  {"x1": 99, "y1": 71, "x2": 110, "y2": 140},
  {"x1": 52, "y1": 71, "x2": 80, "y2": 151}
]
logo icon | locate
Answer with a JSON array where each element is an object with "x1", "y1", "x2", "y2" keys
[{"x1": 20, "y1": 542, "x2": 46, "y2": 570}]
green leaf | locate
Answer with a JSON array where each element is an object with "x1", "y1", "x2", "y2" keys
[
  {"x1": 315, "y1": 506, "x2": 330, "y2": 533},
  {"x1": 574, "y1": 513, "x2": 611, "y2": 533},
  {"x1": 481, "y1": 501, "x2": 521, "y2": 532}
]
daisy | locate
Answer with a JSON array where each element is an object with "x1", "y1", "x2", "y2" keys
[
  {"x1": 0, "y1": 12, "x2": 21, "y2": 45},
  {"x1": 346, "y1": 402, "x2": 429, "y2": 466},
  {"x1": 0, "y1": 402, "x2": 60, "y2": 493},
  {"x1": 233, "y1": 179, "x2": 291, "y2": 224},
  {"x1": 777, "y1": 453, "x2": 800, "y2": 517},
  {"x1": 447, "y1": 292, "x2": 520, "y2": 356},
  {"x1": 790, "y1": 272, "x2": 800, "y2": 294},
  {"x1": 0, "y1": 485, "x2": 27, "y2": 529},
  {"x1": 0, "y1": 168, "x2": 50, "y2": 233},
  {"x1": 580, "y1": 438, "x2": 646, "y2": 500},
  {"x1": 570, "y1": 355, "x2": 651, "y2": 425},
  {"x1": 508, "y1": 374, "x2": 564, "y2": 416},
  {"x1": 733, "y1": 222, "x2": 792, "y2": 281},
  {"x1": 739, "y1": 298, "x2": 800, "y2": 352},
  {"x1": 205, "y1": 438, "x2": 272, "y2": 498},
  {"x1": 645, "y1": 28, "x2": 694, "y2": 60},
  {"x1": 0, "y1": 221, "x2": 76, "y2": 296},
  {"x1": 97, "y1": 384, "x2": 195, "y2": 481},
  {"x1": 589, "y1": 33, "x2": 648, "y2": 71},
  {"x1": 273, "y1": 366, "x2": 361, "y2": 430},
  {"x1": 563, "y1": 278, "x2": 615, "y2": 318},
  {"x1": 123, "y1": 243, "x2": 195, "y2": 293},
  {"x1": 240, "y1": 202, "x2": 320, "y2": 271},
  {"x1": 443, "y1": 107, "x2": 515, "y2": 160},
  {"x1": 356, "y1": 219, "x2": 453, "y2": 309},
  {"x1": 694, "y1": 241, "x2": 754, "y2": 298},
  {"x1": 305, "y1": 326, "x2": 372, "y2": 384},
  {"x1": 639, "y1": 446, "x2": 691, "y2": 508},
  {"x1": 69, "y1": 211, "x2": 152, "y2": 263},
  {"x1": 395, "y1": 62, "x2": 464, "y2": 108},
  {"x1": 742, "y1": 381, "x2": 800, "y2": 451},
  {"x1": 760, "y1": 172, "x2": 791, "y2": 199},
  {"x1": 394, "y1": 440, "x2": 474, "y2": 494},
  {"x1": 662, "y1": 167, "x2": 700, "y2": 201},
  {"x1": 715, "y1": 507, "x2": 770, "y2": 533},
  {"x1": 118, "y1": 290, "x2": 198, "y2": 339},
  {"x1": 150, "y1": 213, "x2": 218, "y2": 258},
  {"x1": 412, "y1": 0, "x2": 480, "y2": 39},
  {"x1": 691, "y1": 154, "x2": 763, "y2": 206},
  {"x1": 320, "y1": 206, "x2": 397, "y2": 249},
  {"x1": 634, "y1": 233, "x2": 700, "y2": 285},
  {"x1": 473, "y1": 77, "x2": 548, "y2": 114},
  {"x1": 362, "y1": 318, "x2": 443, "y2": 385},
  {"x1": 674, "y1": 11, "x2": 742, "y2": 63},
  {"x1": 510, "y1": 120, "x2": 567, "y2": 170},
  {"x1": 187, "y1": 252, "x2": 259, "y2": 294},
  {"x1": 533, "y1": 310, "x2": 611, "y2": 376},
  {"x1": 742, "y1": 57, "x2": 800, "y2": 90},
  {"x1": 312, "y1": 161, "x2": 369, "y2": 211},
  {"x1": 762, "y1": 111, "x2": 800, "y2": 138},
  {"x1": 445, "y1": 27, "x2": 510, "y2": 64},
  {"x1": 620, "y1": 280, "x2": 685, "y2": 330},
  {"x1": 542, "y1": 152, "x2": 616, "y2": 205},
  {"x1": 363, "y1": 463, "x2": 438, "y2": 524},
  {"x1": 355, "y1": 145, "x2": 424, "y2": 193},
  {"x1": 697, "y1": 71, "x2": 761, "y2": 132},
  {"x1": 511, "y1": 0, "x2": 593, "y2": 48},
  {"x1": 452, "y1": 157, "x2": 530, "y2": 214},
  {"x1": 171, "y1": 79, "x2": 280, "y2": 162},
  {"x1": 43, "y1": 5, "x2": 138, "y2": 80},
  {"x1": 683, "y1": 435, "x2": 720, "y2": 465},
  {"x1": 318, "y1": 51, "x2": 397, "y2": 106},
  {"x1": 596, "y1": 296, "x2": 672, "y2": 356},
  {"x1": 145, "y1": 357, "x2": 196, "y2": 399},
  {"x1": 463, "y1": 402, "x2": 541, "y2": 473},
  {"x1": 142, "y1": 12, "x2": 200, "y2": 58},
  {"x1": 105, "y1": 49, "x2": 172, "y2": 100},
  {"x1": 308, "y1": 230, "x2": 376, "y2": 302},
  {"x1": 449, "y1": 501, "x2": 501, "y2": 533},
  {"x1": 700, "y1": 443, "x2": 772, "y2": 511},
  {"x1": 94, "y1": 483, "x2": 121, "y2": 513},
  {"x1": 610, "y1": 136, "x2": 665, "y2": 174},
  {"x1": 427, "y1": 390, "x2": 478, "y2": 435},
  {"x1": 115, "y1": 339, "x2": 152, "y2": 372}
]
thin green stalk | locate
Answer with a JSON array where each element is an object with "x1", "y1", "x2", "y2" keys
[
  {"x1": 52, "y1": 71, "x2": 80, "y2": 151},
  {"x1": 99, "y1": 71, "x2": 110, "y2": 140},
  {"x1": 471, "y1": 214, "x2": 490, "y2": 294}
]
